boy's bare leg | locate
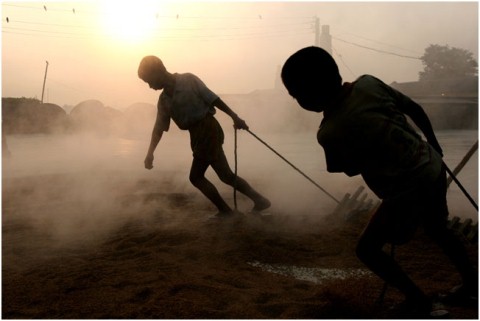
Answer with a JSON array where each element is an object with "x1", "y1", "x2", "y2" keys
[
  {"x1": 424, "y1": 172, "x2": 478, "y2": 298},
  {"x1": 427, "y1": 224, "x2": 478, "y2": 291},
  {"x1": 356, "y1": 205, "x2": 428, "y2": 304},
  {"x1": 356, "y1": 234, "x2": 428, "y2": 303},
  {"x1": 189, "y1": 157, "x2": 232, "y2": 213},
  {"x1": 211, "y1": 152, "x2": 271, "y2": 211}
]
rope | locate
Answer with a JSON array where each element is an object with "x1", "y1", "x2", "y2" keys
[
  {"x1": 246, "y1": 129, "x2": 340, "y2": 204},
  {"x1": 233, "y1": 128, "x2": 238, "y2": 210}
]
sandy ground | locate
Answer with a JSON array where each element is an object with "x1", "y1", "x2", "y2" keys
[{"x1": 2, "y1": 171, "x2": 478, "y2": 319}]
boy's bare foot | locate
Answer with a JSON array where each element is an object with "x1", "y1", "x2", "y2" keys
[
  {"x1": 252, "y1": 197, "x2": 271, "y2": 212},
  {"x1": 438, "y1": 284, "x2": 478, "y2": 307},
  {"x1": 389, "y1": 298, "x2": 449, "y2": 319},
  {"x1": 208, "y1": 209, "x2": 244, "y2": 220}
]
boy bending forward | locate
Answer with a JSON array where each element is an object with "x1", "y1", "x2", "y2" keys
[
  {"x1": 281, "y1": 46, "x2": 477, "y2": 317},
  {"x1": 138, "y1": 56, "x2": 270, "y2": 218}
]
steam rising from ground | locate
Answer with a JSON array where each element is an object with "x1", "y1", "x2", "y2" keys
[
  {"x1": 2, "y1": 105, "x2": 478, "y2": 248},
  {"x1": 2, "y1": 129, "x2": 350, "y2": 247}
]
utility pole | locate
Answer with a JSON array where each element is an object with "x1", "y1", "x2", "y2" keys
[
  {"x1": 320, "y1": 25, "x2": 332, "y2": 54},
  {"x1": 314, "y1": 17, "x2": 332, "y2": 55},
  {"x1": 41, "y1": 60, "x2": 49, "y2": 104},
  {"x1": 314, "y1": 16, "x2": 320, "y2": 46}
]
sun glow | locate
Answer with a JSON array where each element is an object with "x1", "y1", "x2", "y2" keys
[{"x1": 100, "y1": 1, "x2": 158, "y2": 43}]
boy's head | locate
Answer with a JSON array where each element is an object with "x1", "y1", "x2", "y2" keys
[
  {"x1": 138, "y1": 55, "x2": 168, "y2": 90},
  {"x1": 281, "y1": 46, "x2": 342, "y2": 112}
]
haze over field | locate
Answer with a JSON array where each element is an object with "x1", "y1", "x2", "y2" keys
[
  {"x1": 2, "y1": 2, "x2": 478, "y2": 319},
  {"x1": 2, "y1": 1, "x2": 478, "y2": 109}
]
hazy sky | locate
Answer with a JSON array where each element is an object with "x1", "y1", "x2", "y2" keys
[{"x1": 2, "y1": 1, "x2": 478, "y2": 109}]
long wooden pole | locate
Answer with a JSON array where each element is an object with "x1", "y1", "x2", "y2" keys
[
  {"x1": 447, "y1": 140, "x2": 478, "y2": 188},
  {"x1": 246, "y1": 129, "x2": 340, "y2": 204}
]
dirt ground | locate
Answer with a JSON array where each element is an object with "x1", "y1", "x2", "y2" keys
[{"x1": 2, "y1": 171, "x2": 478, "y2": 319}]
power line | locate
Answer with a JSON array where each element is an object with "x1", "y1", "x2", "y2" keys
[
  {"x1": 2, "y1": 13, "x2": 313, "y2": 41},
  {"x1": 334, "y1": 28, "x2": 423, "y2": 55},
  {"x1": 3, "y1": 3, "x2": 426, "y2": 60},
  {"x1": 4, "y1": 18, "x2": 312, "y2": 32},
  {"x1": 333, "y1": 36, "x2": 422, "y2": 60},
  {"x1": 3, "y1": 3, "x2": 66, "y2": 11},
  {"x1": 2, "y1": 26, "x2": 95, "y2": 38},
  {"x1": 332, "y1": 46, "x2": 356, "y2": 79},
  {"x1": 2, "y1": 6, "x2": 314, "y2": 41},
  {"x1": 2, "y1": 25, "x2": 313, "y2": 41},
  {"x1": 5, "y1": 19, "x2": 94, "y2": 30},
  {"x1": 2, "y1": 3, "x2": 313, "y2": 21}
]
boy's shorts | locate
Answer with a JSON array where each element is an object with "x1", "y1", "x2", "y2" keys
[
  {"x1": 188, "y1": 114, "x2": 225, "y2": 162},
  {"x1": 365, "y1": 167, "x2": 448, "y2": 245}
]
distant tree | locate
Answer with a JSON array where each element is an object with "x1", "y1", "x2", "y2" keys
[{"x1": 419, "y1": 44, "x2": 478, "y2": 81}]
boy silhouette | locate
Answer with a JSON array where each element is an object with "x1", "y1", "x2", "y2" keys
[
  {"x1": 281, "y1": 46, "x2": 477, "y2": 316},
  {"x1": 138, "y1": 55, "x2": 270, "y2": 218}
]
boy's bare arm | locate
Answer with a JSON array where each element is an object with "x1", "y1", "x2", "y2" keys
[
  {"x1": 213, "y1": 98, "x2": 249, "y2": 130},
  {"x1": 401, "y1": 100, "x2": 443, "y2": 156},
  {"x1": 145, "y1": 123, "x2": 164, "y2": 169}
]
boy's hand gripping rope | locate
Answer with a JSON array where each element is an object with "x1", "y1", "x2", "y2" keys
[{"x1": 233, "y1": 128, "x2": 238, "y2": 210}]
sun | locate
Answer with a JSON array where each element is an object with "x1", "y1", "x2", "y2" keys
[{"x1": 99, "y1": 0, "x2": 158, "y2": 43}]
